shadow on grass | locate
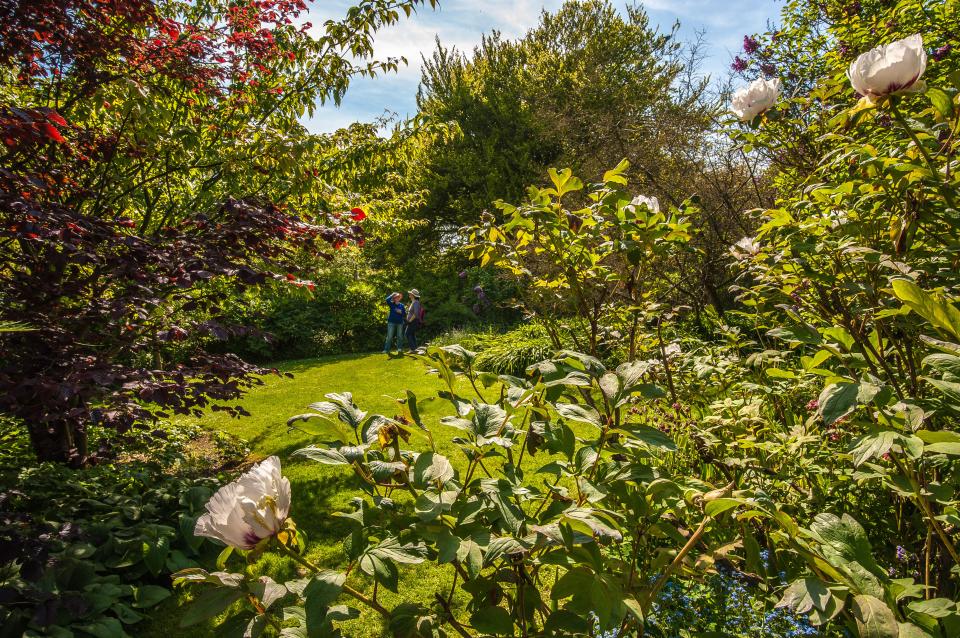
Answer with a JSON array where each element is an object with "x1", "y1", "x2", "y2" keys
[
  {"x1": 286, "y1": 472, "x2": 359, "y2": 543},
  {"x1": 272, "y1": 351, "x2": 406, "y2": 373}
]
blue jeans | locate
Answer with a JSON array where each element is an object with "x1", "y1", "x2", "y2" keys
[{"x1": 383, "y1": 323, "x2": 403, "y2": 352}]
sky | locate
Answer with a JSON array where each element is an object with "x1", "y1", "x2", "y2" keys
[{"x1": 302, "y1": 0, "x2": 783, "y2": 134}]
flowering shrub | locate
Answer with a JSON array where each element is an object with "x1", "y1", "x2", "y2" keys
[{"x1": 175, "y1": 346, "x2": 753, "y2": 636}]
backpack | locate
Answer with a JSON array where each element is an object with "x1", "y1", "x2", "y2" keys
[{"x1": 417, "y1": 303, "x2": 426, "y2": 325}]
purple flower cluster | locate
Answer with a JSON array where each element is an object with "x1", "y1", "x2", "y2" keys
[
  {"x1": 743, "y1": 35, "x2": 760, "y2": 55},
  {"x1": 731, "y1": 56, "x2": 748, "y2": 72},
  {"x1": 932, "y1": 44, "x2": 952, "y2": 62}
]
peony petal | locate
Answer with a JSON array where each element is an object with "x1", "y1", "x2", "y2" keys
[
  {"x1": 848, "y1": 34, "x2": 926, "y2": 98},
  {"x1": 192, "y1": 456, "x2": 291, "y2": 550},
  {"x1": 277, "y1": 476, "x2": 291, "y2": 520}
]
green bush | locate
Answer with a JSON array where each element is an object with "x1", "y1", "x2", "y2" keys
[{"x1": 430, "y1": 320, "x2": 567, "y2": 375}]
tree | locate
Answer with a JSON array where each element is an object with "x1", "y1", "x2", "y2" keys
[
  {"x1": 0, "y1": 0, "x2": 432, "y2": 463},
  {"x1": 412, "y1": 0, "x2": 687, "y2": 233}
]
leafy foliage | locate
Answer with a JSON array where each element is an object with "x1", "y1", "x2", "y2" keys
[
  {"x1": 0, "y1": 0, "x2": 433, "y2": 463},
  {"x1": 0, "y1": 420, "x2": 245, "y2": 637}
]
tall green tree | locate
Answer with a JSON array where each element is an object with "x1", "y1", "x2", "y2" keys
[{"x1": 412, "y1": 0, "x2": 692, "y2": 234}]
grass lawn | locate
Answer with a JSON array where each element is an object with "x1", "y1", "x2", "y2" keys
[{"x1": 141, "y1": 351, "x2": 505, "y2": 638}]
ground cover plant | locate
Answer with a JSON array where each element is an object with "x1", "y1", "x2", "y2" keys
[{"x1": 0, "y1": 420, "x2": 247, "y2": 637}]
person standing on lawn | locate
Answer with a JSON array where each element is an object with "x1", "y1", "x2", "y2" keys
[
  {"x1": 404, "y1": 289, "x2": 423, "y2": 352},
  {"x1": 383, "y1": 292, "x2": 405, "y2": 354}
]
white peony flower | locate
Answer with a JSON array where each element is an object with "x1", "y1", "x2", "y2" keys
[
  {"x1": 847, "y1": 34, "x2": 927, "y2": 102},
  {"x1": 730, "y1": 236, "x2": 761, "y2": 260},
  {"x1": 195, "y1": 456, "x2": 291, "y2": 549},
  {"x1": 730, "y1": 77, "x2": 781, "y2": 121},
  {"x1": 626, "y1": 195, "x2": 660, "y2": 215}
]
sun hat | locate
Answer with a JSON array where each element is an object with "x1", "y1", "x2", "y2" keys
[
  {"x1": 408, "y1": 289, "x2": 421, "y2": 298},
  {"x1": 391, "y1": 291, "x2": 401, "y2": 299}
]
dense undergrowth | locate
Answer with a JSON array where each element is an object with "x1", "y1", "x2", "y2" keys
[{"x1": 0, "y1": 422, "x2": 247, "y2": 637}]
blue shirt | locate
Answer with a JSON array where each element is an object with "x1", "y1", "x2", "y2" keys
[{"x1": 386, "y1": 296, "x2": 406, "y2": 324}]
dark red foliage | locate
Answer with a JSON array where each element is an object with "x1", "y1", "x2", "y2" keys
[
  {"x1": 0, "y1": 0, "x2": 156, "y2": 82},
  {"x1": 0, "y1": 0, "x2": 372, "y2": 465},
  {"x1": 0, "y1": 194, "x2": 360, "y2": 465}
]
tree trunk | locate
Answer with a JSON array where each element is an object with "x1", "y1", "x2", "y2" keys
[{"x1": 28, "y1": 420, "x2": 87, "y2": 466}]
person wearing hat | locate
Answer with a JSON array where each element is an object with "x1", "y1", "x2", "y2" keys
[
  {"x1": 404, "y1": 289, "x2": 423, "y2": 352},
  {"x1": 383, "y1": 291, "x2": 406, "y2": 354}
]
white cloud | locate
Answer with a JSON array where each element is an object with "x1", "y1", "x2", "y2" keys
[{"x1": 302, "y1": 0, "x2": 783, "y2": 134}]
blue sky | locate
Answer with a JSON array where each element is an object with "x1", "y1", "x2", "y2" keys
[{"x1": 303, "y1": 0, "x2": 783, "y2": 133}]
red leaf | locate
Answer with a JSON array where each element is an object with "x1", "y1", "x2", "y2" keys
[
  {"x1": 47, "y1": 111, "x2": 67, "y2": 126},
  {"x1": 285, "y1": 273, "x2": 295, "y2": 280},
  {"x1": 350, "y1": 207, "x2": 366, "y2": 221},
  {"x1": 41, "y1": 122, "x2": 65, "y2": 143}
]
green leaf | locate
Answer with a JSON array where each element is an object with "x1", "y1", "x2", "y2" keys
[
  {"x1": 552, "y1": 567, "x2": 596, "y2": 600},
  {"x1": 776, "y1": 577, "x2": 831, "y2": 614},
  {"x1": 547, "y1": 167, "x2": 584, "y2": 197},
  {"x1": 622, "y1": 423, "x2": 676, "y2": 451},
  {"x1": 810, "y1": 513, "x2": 882, "y2": 578},
  {"x1": 848, "y1": 431, "x2": 896, "y2": 467},
  {"x1": 927, "y1": 87, "x2": 954, "y2": 119},
  {"x1": 303, "y1": 570, "x2": 346, "y2": 632},
  {"x1": 469, "y1": 606, "x2": 514, "y2": 635},
  {"x1": 405, "y1": 390, "x2": 425, "y2": 428},
  {"x1": 292, "y1": 446, "x2": 350, "y2": 465},
  {"x1": 413, "y1": 452, "x2": 454, "y2": 487},
  {"x1": 602, "y1": 158, "x2": 630, "y2": 185},
  {"x1": 892, "y1": 280, "x2": 960, "y2": 341},
  {"x1": 543, "y1": 609, "x2": 592, "y2": 634},
  {"x1": 360, "y1": 552, "x2": 399, "y2": 592},
  {"x1": 144, "y1": 534, "x2": 170, "y2": 575},
  {"x1": 818, "y1": 382, "x2": 859, "y2": 425},
  {"x1": 75, "y1": 617, "x2": 129, "y2": 638},
  {"x1": 554, "y1": 402, "x2": 602, "y2": 427},
  {"x1": 179, "y1": 587, "x2": 244, "y2": 627},
  {"x1": 916, "y1": 430, "x2": 960, "y2": 455},
  {"x1": 132, "y1": 585, "x2": 171, "y2": 609},
  {"x1": 704, "y1": 498, "x2": 741, "y2": 517},
  {"x1": 907, "y1": 597, "x2": 957, "y2": 619},
  {"x1": 456, "y1": 539, "x2": 483, "y2": 579},
  {"x1": 852, "y1": 595, "x2": 899, "y2": 638},
  {"x1": 767, "y1": 325, "x2": 822, "y2": 345}
]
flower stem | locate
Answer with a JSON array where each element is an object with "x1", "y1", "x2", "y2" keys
[
  {"x1": 889, "y1": 100, "x2": 958, "y2": 210},
  {"x1": 275, "y1": 542, "x2": 391, "y2": 618}
]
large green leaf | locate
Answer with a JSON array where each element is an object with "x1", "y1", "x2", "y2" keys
[
  {"x1": 292, "y1": 446, "x2": 350, "y2": 465},
  {"x1": 621, "y1": 423, "x2": 676, "y2": 451},
  {"x1": 555, "y1": 403, "x2": 602, "y2": 427},
  {"x1": 132, "y1": 585, "x2": 171, "y2": 609},
  {"x1": 892, "y1": 280, "x2": 960, "y2": 341},
  {"x1": 413, "y1": 452, "x2": 455, "y2": 487},
  {"x1": 776, "y1": 577, "x2": 832, "y2": 615},
  {"x1": 179, "y1": 587, "x2": 244, "y2": 627},
  {"x1": 848, "y1": 431, "x2": 896, "y2": 467},
  {"x1": 851, "y1": 595, "x2": 899, "y2": 638},
  {"x1": 818, "y1": 382, "x2": 859, "y2": 425},
  {"x1": 916, "y1": 430, "x2": 960, "y2": 455},
  {"x1": 469, "y1": 606, "x2": 514, "y2": 635}
]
